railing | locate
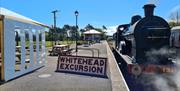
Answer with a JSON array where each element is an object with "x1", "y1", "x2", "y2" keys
[{"x1": 71, "y1": 48, "x2": 100, "y2": 57}]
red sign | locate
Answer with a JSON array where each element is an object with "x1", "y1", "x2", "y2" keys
[
  {"x1": 128, "y1": 64, "x2": 176, "y2": 76},
  {"x1": 56, "y1": 55, "x2": 107, "y2": 78}
]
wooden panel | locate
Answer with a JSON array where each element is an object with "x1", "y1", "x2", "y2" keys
[
  {"x1": 0, "y1": 15, "x2": 4, "y2": 81},
  {"x1": 0, "y1": 16, "x2": 2, "y2": 52}
]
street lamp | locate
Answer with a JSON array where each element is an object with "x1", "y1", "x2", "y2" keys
[{"x1": 74, "y1": 10, "x2": 79, "y2": 53}]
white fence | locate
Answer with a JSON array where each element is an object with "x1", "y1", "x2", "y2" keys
[{"x1": 3, "y1": 18, "x2": 46, "y2": 81}]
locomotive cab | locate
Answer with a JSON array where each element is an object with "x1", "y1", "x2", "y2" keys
[{"x1": 115, "y1": 24, "x2": 130, "y2": 51}]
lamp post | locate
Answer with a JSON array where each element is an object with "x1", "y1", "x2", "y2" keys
[{"x1": 74, "y1": 10, "x2": 79, "y2": 53}]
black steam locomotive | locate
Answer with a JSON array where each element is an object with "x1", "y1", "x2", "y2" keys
[{"x1": 114, "y1": 4, "x2": 175, "y2": 75}]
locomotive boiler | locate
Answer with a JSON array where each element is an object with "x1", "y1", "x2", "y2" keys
[{"x1": 116, "y1": 4, "x2": 173, "y2": 65}]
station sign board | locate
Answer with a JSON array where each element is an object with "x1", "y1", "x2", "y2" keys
[{"x1": 56, "y1": 55, "x2": 107, "y2": 78}]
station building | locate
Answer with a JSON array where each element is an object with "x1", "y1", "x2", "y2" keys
[
  {"x1": 0, "y1": 7, "x2": 49, "y2": 81},
  {"x1": 83, "y1": 29, "x2": 102, "y2": 42}
]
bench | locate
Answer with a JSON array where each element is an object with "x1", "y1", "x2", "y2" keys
[
  {"x1": 62, "y1": 48, "x2": 74, "y2": 55},
  {"x1": 49, "y1": 45, "x2": 70, "y2": 56},
  {"x1": 48, "y1": 48, "x2": 61, "y2": 56},
  {"x1": 16, "y1": 59, "x2": 30, "y2": 64}
]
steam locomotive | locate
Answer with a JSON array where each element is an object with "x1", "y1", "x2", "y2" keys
[{"x1": 114, "y1": 4, "x2": 176, "y2": 76}]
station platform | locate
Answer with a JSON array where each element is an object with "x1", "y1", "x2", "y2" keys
[{"x1": 0, "y1": 41, "x2": 129, "y2": 91}]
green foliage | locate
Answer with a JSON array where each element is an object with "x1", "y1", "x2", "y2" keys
[
  {"x1": 84, "y1": 24, "x2": 94, "y2": 30},
  {"x1": 45, "y1": 40, "x2": 85, "y2": 47},
  {"x1": 102, "y1": 25, "x2": 107, "y2": 30},
  {"x1": 169, "y1": 22, "x2": 180, "y2": 28},
  {"x1": 94, "y1": 27, "x2": 107, "y2": 40},
  {"x1": 168, "y1": 8, "x2": 180, "y2": 28},
  {"x1": 84, "y1": 24, "x2": 107, "y2": 40},
  {"x1": 46, "y1": 25, "x2": 81, "y2": 41},
  {"x1": 45, "y1": 24, "x2": 108, "y2": 42}
]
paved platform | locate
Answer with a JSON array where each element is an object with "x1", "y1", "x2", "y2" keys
[{"x1": 0, "y1": 41, "x2": 128, "y2": 91}]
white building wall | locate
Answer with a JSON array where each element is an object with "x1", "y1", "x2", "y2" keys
[{"x1": 3, "y1": 18, "x2": 46, "y2": 81}]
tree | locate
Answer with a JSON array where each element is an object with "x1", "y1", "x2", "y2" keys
[
  {"x1": 45, "y1": 31, "x2": 50, "y2": 41},
  {"x1": 94, "y1": 28, "x2": 107, "y2": 40},
  {"x1": 85, "y1": 24, "x2": 94, "y2": 30},
  {"x1": 169, "y1": 6, "x2": 180, "y2": 27},
  {"x1": 71, "y1": 26, "x2": 80, "y2": 39},
  {"x1": 169, "y1": 21, "x2": 180, "y2": 28},
  {"x1": 47, "y1": 28, "x2": 54, "y2": 41},
  {"x1": 63, "y1": 24, "x2": 71, "y2": 31},
  {"x1": 46, "y1": 24, "x2": 81, "y2": 42},
  {"x1": 80, "y1": 29, "x2": 85, "y2": 32},
  {"x1": 15, "y1": 31, "x2": 20, "y2": 46},
  {"x1": 79, "y1": 29, "x2": 86, "y2": 40},
  {"x1": 102, "y1": 25, "x2": 107, "y2": 30}
]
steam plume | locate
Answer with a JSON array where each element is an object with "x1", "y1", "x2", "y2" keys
[{"x1": 147, "y1": 0, "x2": 158, "y2": 5}]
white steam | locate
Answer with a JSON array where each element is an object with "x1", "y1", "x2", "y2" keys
[
  {"x1": 146, "y1": 47, "x2": 170, "y2": 64},
  {"x1": 144, "y1": 47, "x2": 180, "y2": 91},
  {"x1": 146, "y1": 47, "x2": 170, "y2": 56},
  {"x1": 154, "y1": 75, "x2": 178, "y2": 91},
  {"x1": 147, "y1": 0, "x2": 158, "y2": 5}
]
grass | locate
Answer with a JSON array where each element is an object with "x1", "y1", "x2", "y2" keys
[
  {"x1": 16, "y1": 40, "x2": 88, "y2": 48},
  {"x1": 46, "y1": 41, "x2": 75, "y2": 47},
  {"x1": 45, "y1": 40, "x2": 88, "y2": 47}
]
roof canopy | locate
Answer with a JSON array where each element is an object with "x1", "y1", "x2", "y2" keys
[
  {"x1": 172, "y1": 26, "x2": 180, "y2": 29},
  {"x1": 83, "y1": 29, "x2": 101, "y2": 34},
  {"x1": 0, "y1": 7, "x2": 49, "y2": 28}
]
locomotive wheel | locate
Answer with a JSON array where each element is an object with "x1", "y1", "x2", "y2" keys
[{"x1": 131, "y1": 65, "x2": 142, "y2": 76}]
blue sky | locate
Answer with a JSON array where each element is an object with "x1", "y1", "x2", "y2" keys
[{"x1": 0, "y1": 0, "x2": 179, "y2": 29}]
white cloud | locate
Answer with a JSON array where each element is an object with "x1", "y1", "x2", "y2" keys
[
  {"x1": 147, "y1": 0, "x2": 158, "y2": 5},
  {"x1": 104, "y1": 25, "x2": 118, "y2": 36}
]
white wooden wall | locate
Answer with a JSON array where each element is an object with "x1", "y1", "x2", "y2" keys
[{"x1": 3, "y1": 18, "x2": 46, "y2": 81}]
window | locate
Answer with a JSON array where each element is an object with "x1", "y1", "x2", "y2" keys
[
  {"x1": 39, "y1": 30, "x2": 42, "y2": 64},
  {"x1": 32, "y1": 29, "x2": 37, "y2": 64},
  {"x1": 15, "y1": 29, "x2": 21, "y2": 72},
  {"x1": 25, "y1": 30, "x2": 30, "y2": 69},
  {"x1": 179, "y1": 32, "x2": 180, "y2": 41}
]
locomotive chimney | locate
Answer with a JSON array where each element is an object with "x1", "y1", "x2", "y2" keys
[{"x1": 143, "y1": 4, "x2": 156, "y2": 17}]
